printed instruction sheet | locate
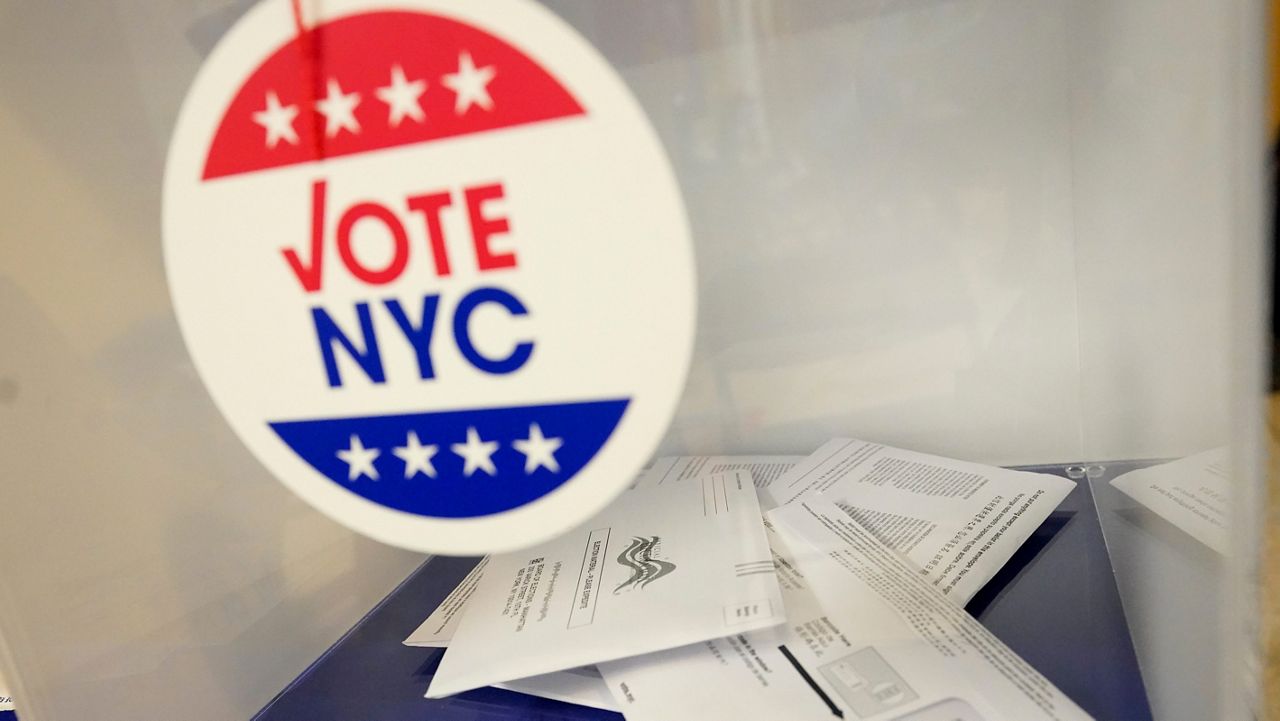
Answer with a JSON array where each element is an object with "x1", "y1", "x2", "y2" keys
[{"x1": 766, "y1": 438, "x2": 1075, "y2": 603}]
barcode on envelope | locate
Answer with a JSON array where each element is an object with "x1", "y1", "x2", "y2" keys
[{"x1": 724, "y1": 599, "x2": 774, "y2": 625}]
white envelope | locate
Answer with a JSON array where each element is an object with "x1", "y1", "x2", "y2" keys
[{"x1": 426, "y1": 470, "x2": 785, "y2": 698}]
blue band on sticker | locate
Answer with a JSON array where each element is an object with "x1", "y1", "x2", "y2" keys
[{"x1": 270, "y1": 399, "x2": 629, "y2": 518}]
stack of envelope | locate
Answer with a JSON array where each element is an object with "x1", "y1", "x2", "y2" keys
[{"x1": 405, "y1": 438, "x2": 1092, "y2": 720}]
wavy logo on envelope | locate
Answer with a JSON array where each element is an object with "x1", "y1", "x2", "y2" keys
[{"x1": 613, "y1": 536, "x2": 676, "y2": 593}]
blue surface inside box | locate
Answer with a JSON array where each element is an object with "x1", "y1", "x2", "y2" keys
[{"x1": 254, "y1": 462, "x2": 1153, "y2": 721}]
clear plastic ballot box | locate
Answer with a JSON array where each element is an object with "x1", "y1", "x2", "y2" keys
[{"x1": 0, "y1": 1, "x2": 1270, "y2": 720}]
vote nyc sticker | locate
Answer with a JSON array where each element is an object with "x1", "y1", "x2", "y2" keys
[{"x1": 163, "y1": 0, "x2": 694, "y2": 554}]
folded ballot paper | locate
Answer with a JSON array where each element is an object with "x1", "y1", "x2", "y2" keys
[
  {"x1": 1110, "y1": 448, "x2": 1229, "y2": 554},
  {"x1": 761, "y1": 438, "x2": 1074, "y2": 603},
  {"x1": 424, "y1": 470, "x2": 786, "y2": 698},
  {"x1": 638, "y1": 440, "x2": 1075, "y2": 605},
  {"x1": 600, "y1": 498, "x2": 1093, "y2": 721},
  {"x1": 405, "y1": 559, "x2": 489, "y2": 648}
]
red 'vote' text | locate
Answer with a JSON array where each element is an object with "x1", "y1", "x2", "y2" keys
[{"x1": 282, "y1": 179, "x2": 516, "y2": 293}]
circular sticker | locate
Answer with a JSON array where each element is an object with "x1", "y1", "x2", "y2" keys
[{"x1": 164, "y1": 0, "x2": 694, "y2": 554}]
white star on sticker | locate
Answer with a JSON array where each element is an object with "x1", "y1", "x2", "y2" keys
[
  {"x1": 393, "y1": 431, "x2": 438, "y2": 479},
  {"x1": 336, "y1": 434, "x2": 379, "y2": 481},
  {"x1": 376, "y1": 64, "x2": 427, "y2": 127},
  {"x1": 441, "y1": 51, "x2": 495, "y2": 115},
  {"x1": 314, "y1": 78, "x2": 361, "y2": 137},
  {"x1": 451, "y1": 426, "x2": 499, "y2": 477},
  {"x1": 513, "y1": 423, "x2": 563, "y2": 474},
  {"x1": 251, "y1": 91, "x2": 299, "y2": 148}
]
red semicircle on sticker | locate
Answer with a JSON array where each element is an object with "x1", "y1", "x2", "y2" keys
[{"x1": 202, "y1": 10, "x2": 586, "y2": 180}]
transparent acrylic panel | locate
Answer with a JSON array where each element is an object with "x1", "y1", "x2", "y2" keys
[{"x1": 0, "y1": 1, "x2": 1265, "y2": 720}]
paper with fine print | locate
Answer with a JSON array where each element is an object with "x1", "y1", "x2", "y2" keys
[
  {"x1": 425, "y1": 470, "x2": 785, "y2": 698},
  {"x1": 404, "y1": 558, "x2": 489, "y2": 648},
  {"x1": 410, "y1": 455, "x2": 800, "y2": 648},
  {"x1": 765, "y1": 438, "x2": 1075, "y2": 604},
  {"x1": 1110, "y1": 448, "x2": 1230, "y2": 554},
  {"x1": 634, "y1": 455, "x2": 804, "y2": 490},
  {"x1": 601, "y1": 499, "x2": 1093, "y2": 721}
]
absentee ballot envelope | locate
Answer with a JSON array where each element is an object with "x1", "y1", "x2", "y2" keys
[
  {"x1": 425, "y1": 471, "x2": 785, "y2": 698},
  {"x1": 767, "y1": 438, "x2": 1075, "y2": 604},
  {"x1": 409, "y1": 456, "x2": 800, "y2": 648},
  {"x1": 601, "y1": 499, "x2": 1092, "y2": 721}
]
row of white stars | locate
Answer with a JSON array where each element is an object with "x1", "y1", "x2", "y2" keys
[
  {"x1": 252, "y1": 51, "x2": 496, "y2": 148},
  {"x1": 336, "y1": 423, "x2": 563, "y2": 481}
]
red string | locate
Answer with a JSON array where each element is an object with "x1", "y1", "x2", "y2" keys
[
  {"x1": 290, "y1": 0, "x2": 326, "y2": 159},
  {"x1": 289, "y1": 0, "x2": 307, "y2": 37}
]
